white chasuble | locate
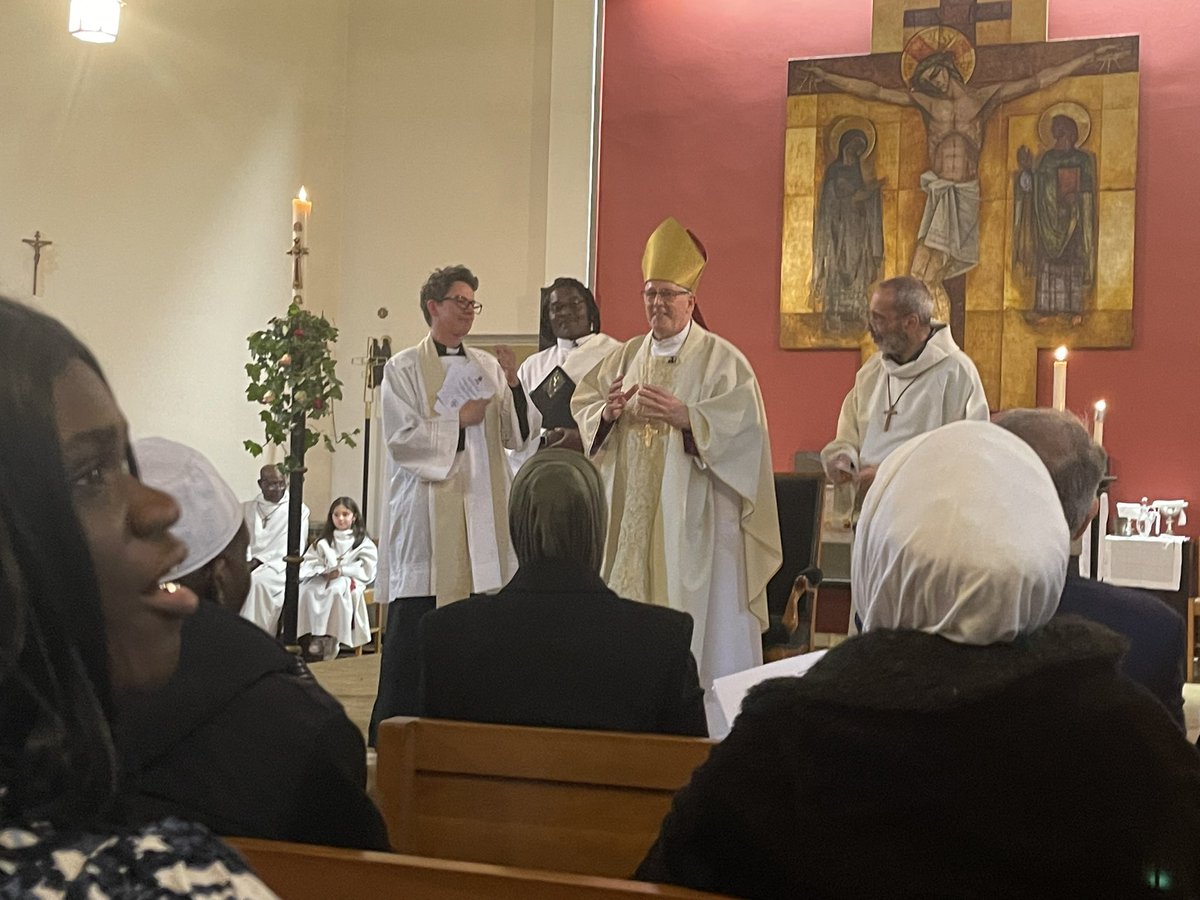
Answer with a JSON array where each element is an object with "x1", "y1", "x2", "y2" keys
[
  {"x1": 572, "y1": 324, "x2": 782, "y2": 691},
  {"x1": 240, "y1": 492, "x2": 309, "y2": 634},
  {"x1": 377, "y1": 335, "x2": 541, "y2": 606}
]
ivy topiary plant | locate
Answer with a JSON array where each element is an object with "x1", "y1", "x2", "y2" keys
[{"x1": 244, "y1": 302, "x2": 359, "y2": 470}]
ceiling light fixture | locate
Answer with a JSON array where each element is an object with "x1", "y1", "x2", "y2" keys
[{"x1": 69, "y1": 0, "x2": 123, "y2": 44}]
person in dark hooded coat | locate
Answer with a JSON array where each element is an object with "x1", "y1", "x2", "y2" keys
[{"x1": 117, "y1": 437, "x2": 388, "y2": 850}]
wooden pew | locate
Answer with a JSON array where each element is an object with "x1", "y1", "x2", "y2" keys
[
  {"x1": 229, "y1": 837, "x2": 725, "y2": 899},
  {"x1": 376, "y1": 717, "x2": 715, "y2": 878}
]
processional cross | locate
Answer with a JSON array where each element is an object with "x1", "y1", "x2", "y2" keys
[
  {"x1": 21, "y1": 231, "x2": 52, "y2": 295},
  {"x1": 779, "y1": 0, "x2": 1139, "y2": 407}
]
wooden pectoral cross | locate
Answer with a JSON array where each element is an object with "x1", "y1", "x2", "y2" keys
[{"x1": 883, "y1": 405, "x2": 898, "y2": 432}]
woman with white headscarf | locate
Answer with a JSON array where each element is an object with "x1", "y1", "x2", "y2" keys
[
  {"x1": 417, "y1": 449, "x2": 707, "y2": 736},
  {"x1": 638, "y1": 421, "x2": 1200, "y2": 898}
]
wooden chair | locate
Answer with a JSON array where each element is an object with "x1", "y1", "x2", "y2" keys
[
  {"x1": 375, "y1": 717, "x2": 715, "y2": 878},
  {"x1": 764, "y1": 472, "x2": 826, "y2": 656},
  {"x1": 355, "y1": 586, "x2": 386, "y2": 656},
  {"x1": 229, "y1": 837, "x2": 725, "y2": 899},
  {"x1": 1187, "y1": 540, "x2": 1200, "y2": 683},
  {"x1": 1189, "y1": 596, "x2": 1197, "y2": 684}
]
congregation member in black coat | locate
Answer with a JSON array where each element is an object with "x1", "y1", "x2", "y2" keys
[
  {"x1": 638, "y1": 422, "x2": 1200, "y2": 898},
  {"x1": 118, "y1": 438, "x2": 389, "y2": 851},
  {"x1": 417, "y1": 448, "x2": 708, "y2": 736},
  {"x1": 997, "y1": 408, "x2": 1187, "y2": 730}
]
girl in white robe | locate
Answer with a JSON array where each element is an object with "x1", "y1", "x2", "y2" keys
[{"x1": 298, "y1": 497, "x2": 377, "y2": 660}]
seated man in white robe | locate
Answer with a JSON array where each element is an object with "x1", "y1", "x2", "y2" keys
[
  {"x1": 508, "y1": 276, "x2": 621, "y2": 473},
  {"x1": 240, "y1": 463, "x2": 309, "y2": 636},
  {"x1": 573, "y1": 217, "x2": 782, "y2": 734},
  {"x1": 821, "y1": 275, "x2": 987, "y2": 507}
]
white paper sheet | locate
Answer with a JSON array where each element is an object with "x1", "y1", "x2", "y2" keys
[
  {"x1": 434, "y1": 359, "x2": 492, "y2": 416},
  {"x1": 712, "y1": 648, "x2": 829, "y2": 727},
  {"x1": 1095, "y1": 492, "x2": 1109, "y2": 579},
  {"x1": 1078, "y1": 522, "x2": 1091, "y2": 578}
]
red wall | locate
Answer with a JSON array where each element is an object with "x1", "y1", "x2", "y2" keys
[{"x1": 595, "y1": 0, "x2": 1198, "y2": 535}]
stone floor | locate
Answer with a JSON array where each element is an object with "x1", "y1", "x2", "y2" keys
[{"x1": 308, "y1": 650, "x2": 380, "y2": 741}]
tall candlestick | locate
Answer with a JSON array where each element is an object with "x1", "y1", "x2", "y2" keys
[
  {"x1": 292, "y1": 185, "x2": 311, "y2": 248},
  {"x1": 290, "y1": 186, "x2": 312, "y2": 293},
  {"x1": 1093, "y1": 399, "x2": 1106, "y2": 446},
  {"x1": 1052, "y1": 346, "x2": 1068, "y2": 411}
]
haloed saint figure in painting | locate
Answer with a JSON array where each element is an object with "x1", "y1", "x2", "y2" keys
[
  {"x1": 812, "y1": 121, "x2": 885, "y2": 333},
  {"x1": 1013, "y1": 107, "x2": 1098, "y2": 322}
]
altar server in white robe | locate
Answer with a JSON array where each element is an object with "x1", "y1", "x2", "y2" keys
[
  {"x1": 821, "y1": 275, "x2": 987, "y2": 498},
  {"x1": 369, "y1": 264, "x2": 540, "y2": 743},
  {"x1": 240, "y1": 463, "x2": 309, "y2": 635},
  {"x1": 508, "y1": 277, "x2": 621, "y2": 473},
  {"x1": 572, "y1": 218, "x2": 782, "y2": 731},
  {"x1": 298, "y1": 496, "x2": 377, "y2": 660}
]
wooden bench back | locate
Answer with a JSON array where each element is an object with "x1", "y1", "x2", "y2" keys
[
  {"x1": 229, "y1": 837, "x2": 725, "y2": 899},
  {"x1": 375, "y1": 717, "x2": 715, "y2": 878}
]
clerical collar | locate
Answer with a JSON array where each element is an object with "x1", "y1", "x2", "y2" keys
[
  {"x1": 556, "y1": 333, "x2": 596, "y2": 353},
  {"x1": 433, "y1": 339, "x2": 465, "y2": 357},
  {"x1": 651, "y1": 321, "x2": 691, "y2": 358},
  {"x1": 885, "y1": 324, "x2": 940, "y2": 365}
]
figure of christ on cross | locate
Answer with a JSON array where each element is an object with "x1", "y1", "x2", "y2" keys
[{"x1": 801, "y1": 36, "x2": 1125, "y2": 327}]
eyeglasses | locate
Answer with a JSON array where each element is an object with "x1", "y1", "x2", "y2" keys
[
  {"x1": 642, "y1": 288, "x2": 692, "y2": 302},
  {"x1": 440, "y1": 295, "x2": 483, "y2": 314}
]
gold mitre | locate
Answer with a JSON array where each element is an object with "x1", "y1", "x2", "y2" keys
[{"x1": 641, "y1": 217, "x2": 707, "y2": 292}]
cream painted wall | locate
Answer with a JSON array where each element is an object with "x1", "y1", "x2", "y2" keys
[
  {"x1": 0, "y1": 0, "x2": 596, "y2": 527},
  {"x1": 330, "y1": 0, "x2": 598, "y2": 530},
  {"x1": 545, "y1": 0, "x2": 599, "y2": 285}
]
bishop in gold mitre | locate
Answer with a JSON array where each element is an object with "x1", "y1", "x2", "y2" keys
[
  {"x1": 571, "y1": 216, "x2": 782, "y2": 735},
  {"x1": 641, "y1": 216, "x2": 709, "y2": 328}
]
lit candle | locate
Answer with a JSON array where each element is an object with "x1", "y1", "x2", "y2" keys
[
  {"x1": 1093, "y1": 399, "x2": 1106, "y2": 446},
  {"x1": 292, "y1": 185, "x2": 312, "y2": 248},
  {"x1": 1052, "y1": 346, "x2": 1068, "y2": 411}
]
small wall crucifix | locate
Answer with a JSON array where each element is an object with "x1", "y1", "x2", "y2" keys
[{"x1": 21, "y1": 231, "x2": 53, "y2": 295}]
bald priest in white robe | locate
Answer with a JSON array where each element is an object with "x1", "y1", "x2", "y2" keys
[
  {"x1": 572, "y1": 218, "x2": 782, "y2": 731},
  {"x1": 369, "y1": 264, "x2": 540, "y2": 744},
  {"x1": 508, "y1": 276, "x2": 621, "y2": 473},
  {"x1": 821, "y1": 275, "x2": 988, "y2": 496},
  {"x1": 240, "y1": 463, "x2": 310, "y2": 636}
]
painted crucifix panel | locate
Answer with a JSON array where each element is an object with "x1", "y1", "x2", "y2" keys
[{"x1": 779, "y1": 0, "x2": 1138, "y2": 408}]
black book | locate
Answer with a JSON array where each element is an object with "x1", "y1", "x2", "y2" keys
[{"x1": 530, "y1": 366, "x2": 578, "y2": 430}]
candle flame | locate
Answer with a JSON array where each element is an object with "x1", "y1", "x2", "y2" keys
[
  {"x1": 298, "y1": 185, "x2": 308, "y2": 202},
  {"x1": 1094, "y1": 399, "x2": 1106, "y2": 412},
  {"x1": 1054, "y1": 345, "x2": 1068, "y2": 362}
]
